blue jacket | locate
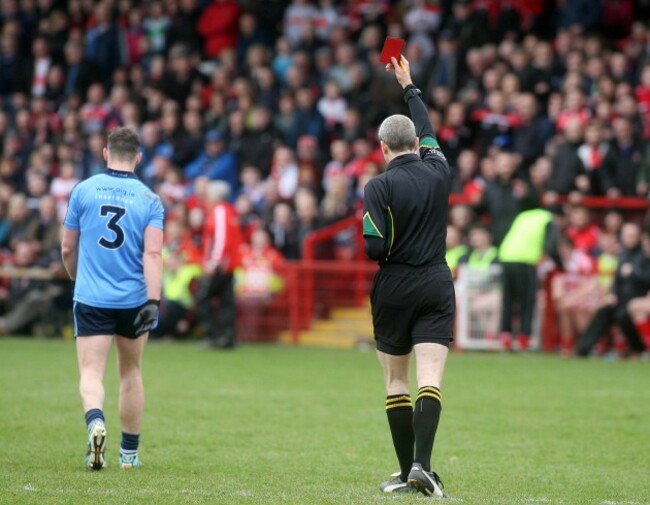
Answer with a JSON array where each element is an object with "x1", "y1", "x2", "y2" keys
[{"x1": 184, "y1": 150, "x2": 238, "y2": 193}]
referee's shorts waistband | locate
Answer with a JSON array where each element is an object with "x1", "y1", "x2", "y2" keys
[{"x1": 379, "y1": 259, "x2": 448, "y2": 272}]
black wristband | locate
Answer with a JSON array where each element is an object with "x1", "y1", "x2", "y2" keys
[
  {"x1": 403, "y1": 85, "x2": 422, "y2": 103},
  {"x1": 147, "y1": 299, "x2": 160, "y2": 306}
]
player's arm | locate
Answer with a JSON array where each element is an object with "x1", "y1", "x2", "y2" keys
[
  {"x1": 363, "y1": 179, "x2": 389, "y2": 261},
  {"x1": 143, "y1": 225, "x2": 163, "y2": 301},
  {"x1": 61, "y1": 227, "x2": 79, "y2": 280}
]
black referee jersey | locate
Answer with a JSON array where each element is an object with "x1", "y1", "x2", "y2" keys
[{"x1": 362, "y1": 89, "x2": 451, "y2": 267}]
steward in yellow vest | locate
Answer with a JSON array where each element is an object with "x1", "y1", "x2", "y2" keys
[{"x1": 497, "y1": 208, "x2": 559, "y2": 351}]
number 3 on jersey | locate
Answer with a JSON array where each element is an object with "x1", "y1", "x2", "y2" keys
[{"x1": 99, "y1": 205, "x2": 126, "y2": 249}]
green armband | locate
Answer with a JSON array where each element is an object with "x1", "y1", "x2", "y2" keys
[{"x1": 420, "y1": 137, "x2": 440, "y2": 150}]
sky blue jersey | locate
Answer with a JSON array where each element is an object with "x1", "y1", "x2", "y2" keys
[{"x1": 64, "y1": 169, "x2": 165, "y2": 309}]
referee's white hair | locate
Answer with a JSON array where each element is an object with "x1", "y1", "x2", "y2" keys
[
  {"x1": 378, "y1": 114, "x2": 417, "y2": 153},
  {"x1": 206, "y1": 180, "x2": 231, "y2": 202}
]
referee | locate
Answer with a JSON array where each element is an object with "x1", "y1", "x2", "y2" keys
[{"x1": 363, "y1": 56, "x2": 453, "y2": 497}]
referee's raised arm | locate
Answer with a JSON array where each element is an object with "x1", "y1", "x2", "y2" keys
[{"x1": 388, "y1": 56, "x2": 449, "y2": 176}]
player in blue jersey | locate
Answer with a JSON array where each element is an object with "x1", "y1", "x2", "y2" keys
[{"x1": 61, "y1": 127, "x2": 164, "y2": 470}]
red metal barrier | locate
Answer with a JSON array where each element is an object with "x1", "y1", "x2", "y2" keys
[
  {"x1": 449, "y1": 194, "x2": 650, "y2": 210},
  {"x1": 238, "y1": 195, "x2": 648, "y2": 348}
]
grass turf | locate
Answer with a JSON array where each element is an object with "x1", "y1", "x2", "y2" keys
[{"x1": 0, "y1": 338, "x2": 649, "y2": 505}]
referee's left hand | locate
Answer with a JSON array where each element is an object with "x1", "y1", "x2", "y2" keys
[{"x1": 134, "y1": 300, "x2": 160, "y2": 336}]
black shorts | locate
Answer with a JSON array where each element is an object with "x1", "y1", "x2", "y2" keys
[
  {"x1": 74, "y1": 301, "x2": 150, "y2": 339},
  {"x1": 371, "y1": 263, "x2": 455, "y2": 355}
]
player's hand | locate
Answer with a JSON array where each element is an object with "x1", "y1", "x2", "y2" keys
[
  {"x1": 134, "y1": 300, "x2": 160, "y2": 336},
  {"x1": 386, "y1": 56, "x2": 413, "y2": 88}
]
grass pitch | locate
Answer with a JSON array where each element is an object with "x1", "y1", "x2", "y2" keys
[{"x1": 1, "y1": 338, "x2": 649, "y2": 505}]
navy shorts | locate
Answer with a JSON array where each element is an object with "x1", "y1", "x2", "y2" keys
[
  {"x1": 371, "y1": 263, "x2": 455, "y2": 356},
  {"x1": 74, "y1": 301, "x2": 150, "y2": 339}
]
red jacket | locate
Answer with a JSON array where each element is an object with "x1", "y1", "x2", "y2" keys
[
  {"x1": 203, "y1": 202, "x2": 243, "y2": 274},
  {"x1": 197, "y1": 1, "x2": 240, "y2": 59}
]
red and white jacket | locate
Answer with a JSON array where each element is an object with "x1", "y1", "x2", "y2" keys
[{"x1": 203, "y1": 202, "x2": 243, "y2": 274}]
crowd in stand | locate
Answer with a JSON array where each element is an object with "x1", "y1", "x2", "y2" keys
[{"x1": 0, "y1": 0, "x2": 650, "y2": 350}]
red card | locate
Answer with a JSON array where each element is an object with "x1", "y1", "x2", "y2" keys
[{"x1": 380, "y1": 37, "x2": 405, "y2": 64}]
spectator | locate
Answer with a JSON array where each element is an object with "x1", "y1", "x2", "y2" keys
[
  {"x1": 7, "y1": 193, "x2": 38, "y2": 247},
  {"x1": 28, "y1": 35, "x2": 52, "y2": 99},
  {"x1": 0, "y1": 33, "x2": 30, "y2": 97},
  {"x1": 451, "y1": 150, "x2": 483, "y2": 204},
  {"x1": 442, "y1": 0, "x2": 487, "y2": 58},
  {"x1": 165, "y1": 0, "x2": 202, "y2": 55},
  {"x1": 437, "y1": 101, "x2": 472, "y2": 170},
  {"x1": 576, "y1": 224, "x2": 649, "y2": 357},
  {"x1": 321, "y1": 173, "x2": 353, "y2": 224},
  {"x1": 173, "y1": 109, "x2": 204, "y2": 167},
  {"x1": 294, "y1": 87, "x2": 326, "y2": 145},
  {"x1": 576, "y1": 122, "x2": 608, "y2": 195},
  {"x1": 0, "y1": 240, "x2": 65, "y2": 335},
  {"x1": 143, "y1": 1, "x2": 170, "y2": 55},
  {"x1": 197, "y1": 180, "x2": 243, "y2": 349},
  {"x1": 238, "y1": 165, "x2": 266, "y2": 214},
  {"x1": 601, "y1": 117, "x2": 645, "y2": 197},
  {"x1": 270, "y1": 145, "x2": 299, "y2": 200},
  {"x1": 197, "y1": 0, "x2": 240, "y2": 59},
  {"x1": 79, "y1": 83, "x2": 110, "y2": 135},
  {"x1": 564, "y1": 205, "x2": 600, "y2": 255},
  {"x1": 512, "y1": 93, "x2": 553, "y2": 171},
  {"x1": 235, "y1": 227, "x2": 284, "y2": 300},
  {"x1": 50, "y1": 161, "x2": 80, "y2": 222},
  {"x1": 161, "y1": 43, "x2": 199, "y2": 105},
  {"x1": 477, "y1": 152, "x2": 536, "y2": 246},
  {"x1": 267, "y1": 201, "x2": 300, "y2": 259},
  {"x1": 154, "y1": 220, "x2": 202, "y2": 340},
  {"x1": 552, "y1": 236, "x2": 598, "y2": 355},
  {"x1": 34, "y1": 194, "x2": 60, "y2": 256},
  {"x1": 546, "y1": 117, "x2": 585, "y2": 195},
  {"x1": 426, "y1": 30, "x2": 458, "y2": 92},
  {"x1": 317, "y1": 79, "x2": 347, "y2": 133},
  {"x1": 445, "y1": 224, "x2": 468, "y2": 279},
  {"x1": 498, "y1": 206, "x2": 560, "y2": 351},
  {"x1": 294, "y1": 187, "x2": 323, "y2": 257},
  {"x1": 184, "y1": 130, "x2": 238, "y2": 192},
  {"x1": 245, "y1": 106, "x2": 278, "y2": 177},
  {"x1": 283, "y1": 0, "x2": 319, "y2": 48},
  {"x1": 459, "y1": 224, "x2": 501, "y2": 339},
  {"x1": 85, "y1": 1, "x2": 128, "y2": 86}
]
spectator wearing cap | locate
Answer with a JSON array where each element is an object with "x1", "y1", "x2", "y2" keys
[{"x1": 185, "y1": 129, "x2": 238, "y2": 194}]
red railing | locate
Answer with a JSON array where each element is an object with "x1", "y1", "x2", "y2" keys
[
  {"x1": 299, "y1": 213, "x2": 371, "y2": 342},
  {"x1": 238, "y1": 196, "x2": 649, "y2": 349},
  {"x1": 448, "y1": 193, "x2": 650, "y2": 210}
]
